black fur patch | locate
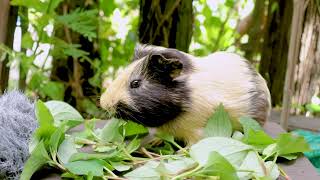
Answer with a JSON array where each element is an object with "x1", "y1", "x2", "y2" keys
[
  {"x1": 133, "y1": 44, "x2": 193, "y2": 73},
  {"x1": 114, "y1": 45, "x2": 193, "y2": 127},
  {"x1": 115, "y1": 80, "x2": 190, "y2": 127}
]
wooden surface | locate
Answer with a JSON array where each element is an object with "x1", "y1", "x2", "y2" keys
[
  {"x1": 36, "y1": 121, "x2": 319, "y2": 179},
  {"x1": 270, "y1": 110, "x2": 320, "y2": 131}
]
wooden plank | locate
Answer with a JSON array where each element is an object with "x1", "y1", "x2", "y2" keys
[
  {"x1": 281, "y1": 0, "x2": 307, "y2": 130},
  {"x1": 270, "y1": 110, "x2": 320, "y2": 131}
]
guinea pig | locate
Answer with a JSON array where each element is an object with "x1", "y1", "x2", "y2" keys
[{"x1": 100, "y1": 44, "x2": 271, "y2": 144}]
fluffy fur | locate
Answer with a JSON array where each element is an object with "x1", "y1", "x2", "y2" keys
[
  {"x1": 100, "y1": 44, "x2": 271, "y2": 144},
  {"x1": 0, "y1": 91, "x2": 37, "y2": 180}
]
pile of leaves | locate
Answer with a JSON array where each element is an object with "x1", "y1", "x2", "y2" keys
[{"x1": 21, "y1": 101, "x2": 311, "y2": 180}]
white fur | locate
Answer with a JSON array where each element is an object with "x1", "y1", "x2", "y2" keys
[{"x1": 160, "y1": 52, "x2": 270, "y2": 144}]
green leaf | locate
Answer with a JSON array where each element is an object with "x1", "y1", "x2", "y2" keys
[
  {"x1": 225, "y1": 0, "x2": 235, "y2": 8},
  {"x1": 29, "y1": 72, "x2": 47, "y2": 91},
  {"x1": 232, "y1": 131, "x2": 244, "y2": 141},
  {"x1": 237, "y1": 151, "x2": 265, "y2": 179},
  {"x1": 11, "y1": 0, "x2": 48, "y2": 13},
  {"x1": 156, "y1": 131, "x2": 175, "y2": 144},
  {"x1": 52, "y1": 38, "x2": 89, "y2": 59},
  {"x1": 65, "y1": 160, "x2": 104, "y2": 176},
  {"x1": 239, "y1": 117, "x2": 274, "y2": 147},
  {"x1": 239, "y1": 116, "x2": 263, "y2": 135},
  {"x1": 21, "y1": 32, "x2": 34, "y2": 49},
  {"x1": 124, "y1": 161, "x2": 161, "y2": 180},
  {"x1": 262, "y1": 143, "x2": 277, "y2": 158},
  {"x1": 69, "y1": 152, "x2": 117, "y2": 162},
  {"x1": 49, "y1": 127, "x2": 65, "y2": 153},
  {"x1": 190, "y1": 137, "x2": 252, "y2": 166},
  {"x1": 35, "y1": 100, "x2": 54, "y2": 126},
  {"x1": 50, "y1": 0, "x2": 63, "y2": 12},
  {"x1": 100, "y1": 118, "x2": 124, "y2": 143},
  {"x1": 306, "y1": 103, "x2": 320, "y2": 113},
  {"x1": 244, "y1": 129, "x2": 275, "y2": 146},
  {"x1": 57, "y1": 138, "x2": 78, "y2": 164},
  {"x1": 34, "y1": 100, "x2": 56, "y2": 142},
  {"x1": 126, "y1": 137, "x2": 141, "y2": 154},
  {"x1": 204, "y1": 104, "x2": 233, "y2": 137},
  {"x1": 110, "y1": 161, "x2": 131, "y2": 172},
  {"x1": 196, "y1": 151, "x2": 239, "y2": 180},
  {"x1": 280, "y1": 154, "x2": 299, "y2": 160},
  {"x1": 122, "y1": 121, "x2": 149, "y2": 137},
  {"x1": 20, "y1": 141, "x2": 51, "y2": 180},
  {"x1": 100, "y1": 0, "x2": 116, "y2": 16},
  {"x1": 42, "y1": 81, "x2": 65, "y2": 100},
  {"x1": 264, "y1": 161, "x2": 280, "y2": 179},
  {"x1": 12, "y1": 0, "x2": 62, "y2": 13},
  {"x1": 155, "y1": 161, "x2": 169, "y2": 177},
  {"x1": 60, "y1": 172, "x2": 80, "y2": 179},
  {"x1": 276, "y1": 133, "x2": 311, "y2": 155},
  {"x1": 56, "y1": 8, "x2": 98, "y2": 40},
  {"x1": 165, "y1": 157, "x2": 197, "y2": 175},
  {"x1": 125, "y1": 158, "x2": 197, "y2": 179},
  {"x1": 45, "y1": 100, "x2": 84, "y2": 128}
]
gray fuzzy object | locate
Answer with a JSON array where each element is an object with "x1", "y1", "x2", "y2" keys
[{"x1": 0, "y1": 91, "x2": 37, "y2": 180}]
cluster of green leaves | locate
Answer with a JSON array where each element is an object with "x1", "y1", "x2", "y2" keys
[
  {"x1": 8, "y1": 0, "x2": 99, "y2": 100},
  {"x1": 1, "y1": 0, "x2": 139, "y2": 117},
  {"x1": 22, "y1": 103, "x2": 310, "y2": 180},
  {"x1": 191, "y1": 0, "x2": 244, "y2": 56},
  {"x1": 291, "y1": 95, "x2": 320, "y2": 116}
]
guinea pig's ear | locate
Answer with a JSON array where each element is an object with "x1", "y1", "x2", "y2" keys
[{"x1": 147, "y1": 53, "x2": 183, "y2": 80}]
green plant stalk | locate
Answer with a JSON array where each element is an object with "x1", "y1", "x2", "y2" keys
[
  {"x1": 117, "y1": 143, "x2": 136, "y2": 162},
  {"x1": 279, "y1": 166, "x2": 290, "y2": 180},
  {"x1": 171, "y1": 164, "x2": 202, "y2": 180},
  {"x1": 103, "y1": 167, "x2": 118, "y2": 178},
  {"x1": 172, "y1": 141, "x2": 188, "y2": 154},
  {"x1": 263, "y1": 151, "x2": 276, "y2": 161}
]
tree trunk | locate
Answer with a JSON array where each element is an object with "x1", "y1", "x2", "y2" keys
[
  {"x1": 292, "y1": 0, "x2": 320, "y2": 114},
  {"x1": 243, "y1": 0, "x2": 267, "y2": 61},
  {"x1": 259, "y1": 0, "x2": 293, "y2": 106},
  {"x1": 0, "y1": 1, "x2": 18, "y2": 94},
  {"x1": 139, "y1": 0, "x2": 193, "y2": 52}
]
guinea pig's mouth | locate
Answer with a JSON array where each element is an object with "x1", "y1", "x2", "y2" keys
[
  {"x1": 114, "y1": 102, "x2": 146, "y2": 126},
  {"x1": 114, "y1": 101, "x2": 169, "y2": 127}
]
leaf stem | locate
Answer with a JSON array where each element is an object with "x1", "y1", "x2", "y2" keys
[
  {"x1": 104, "y1": 167, "x2": 118, "y2": 178},
  {"x1": 172, "y1": 142, "x2": 188, "y2": 154},
  {"x1": 279, "y1": 166, "x2": 291, "y2": 180},
  {"x1": 171, "y1": 164, "x2": 202, "y2": 180},
  {"x1": 104, "y1": 176, "x2": 128, "y2": 180},
  {"x1": 50, "y1": 160, "x2": 66, "y2": 171},
  {"x1": 263, "y1": 151, "x2": 276, "y2": 161},
  {"x1": 140, "y1": 147, "x2": 154, "y2": 158},
  {"x1": 118, "y1": 143, "x2": 136, "y2": 162}
]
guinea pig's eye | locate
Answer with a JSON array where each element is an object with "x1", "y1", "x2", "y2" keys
[{"x1": 130, "y1": 80, "x2": 141, "y2": 88}]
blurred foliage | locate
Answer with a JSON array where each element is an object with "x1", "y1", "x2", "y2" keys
[
  {"x1": 190, "y1": 0, "x2": 251, "y2": 56},
  {"x1": 1, "y1": 0, "x2": 254, "y2": 117}
]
